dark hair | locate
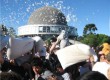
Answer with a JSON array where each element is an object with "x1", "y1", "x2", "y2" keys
[
  {"x1": 0, "y1": 71, "x2": 22, "y2": 80},
  {"x1": 78, "y1": 71, "x2": 108, "y2": 80},
  {"x1": 56, "y1": 63, "x2": 62, "y2": 68},
  {"x1": 31, "y1": 57, "x2": 43, "y2": 67},
  {"x1": 64, "y1": 61, "x2": 87, "y2": 80},
  {"x1": 98, "y1": 54, "x2": 105, "y2": 61},
  {"x1": 51, "y1": 37, "x2": 57, "y2": 42}
]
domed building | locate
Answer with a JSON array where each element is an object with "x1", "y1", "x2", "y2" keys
[{"x1": 18, "y1": 6, "x2": 77, "y2": 39}]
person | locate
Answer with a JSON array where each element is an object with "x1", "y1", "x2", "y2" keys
[
  {"x1": 79, "y1": 61, "x2": 91, "y2": 76},
  {"x1": 78, "y1": 71, "x2": 108, "y2": 80},
  {"x1": 98, "y1": 54, "x2": 106, "y2": 62},
  {"x1": 46, "y1": 75, "x2": 57, "y2": 80},
  {"x1": 31, "y1": 57, "x2": 53, "y2": 80},
  {"x1": 56, "y1": 63, "x2": 71, "y2": 80},
  {"x1": 101, "y1": 43, "x2": 110, "y2": 55},
  {"x1": 107, "y1": 67, "x2": 110, "y2": 80},
  {"x1": 0, "y1": 71, "x2": 22, "y2": 80},
  {"x1": 0, "y1": 26, "x2": 9, "y2": 64},
  {"x1": 0, "y1": 50, "x2": 4, "y2": 64},
  {"x1": 50, "y1": 30, "x2": 69, "y2": 53},
  {"x1": 1, "y1": 58, "x2": 32, "y2": 80},
  {"x1": 92, "y1": 53, "x2": 110, "y2": 79}
]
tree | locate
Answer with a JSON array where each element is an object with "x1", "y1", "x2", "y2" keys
[
  {"x1": 0, "y1": 24, "x2": 17, "y2": 37},
  {"x1": 96, "y1": 34, "x2": 109, "y2": 45},
  {"x1": 80, "y1": 34, "x2": 98, "y2": 48},
  {"x1": 83, "y1": 24, "x2": 97, "y2": 36},
  {"x1": 79, "y1": 34, "x2": 109, "y2": 48},
  {"x1": 8, "y1": 27, "x2": 16, "y2": 37},
  {"x1": 0, "y1": 24, "x2": 8, "y2": 36}
]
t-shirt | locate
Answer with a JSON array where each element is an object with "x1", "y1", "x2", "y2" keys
[
  {"x1": 41, "y1": 70, "x2": 53, "y2": 79},
  {"x1": 35, "y1": 70, "x2": 53, "y2": 80},
  {"x1": 62, "y1": 72, "x2": 71, "y2": 80},
  {"x1": 92, "y1": 62, "x2": 110, "y2": 78}
]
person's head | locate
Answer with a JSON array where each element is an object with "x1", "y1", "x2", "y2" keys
[
  {"x1": 47, "y1": 75, "x2": 57, "y2": 80},
  {"x1": 105, "y1": 53, "x2": 110, "y2": 63},
  {"x1": 78, "y1": 71, "x2": 108, "y2": 80},
  {"x1": 98, "y1": 54, "x2": 106, "y2": 62},
  {"x1": 56, "y1": 63, "x2": 64, "y2": 73},
  {"x1": 31, "y1": 57, "x2": 43, "y2": 74},
  {"x1": 50, "y1": 37, "x2": 57, "y2": 43},
  {"x1": 0, "y1": 71, "x2": 21, "y2": 80}
]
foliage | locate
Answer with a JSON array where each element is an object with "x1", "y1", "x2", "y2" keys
[
  {"x1": 0, "y1": 24, "x2": 8, "y2": 35},
  {"x1": 45, "y1": 38, "x2": 51, "y2": 47},
  {"x1": 8, "y1": 27, "x2": 17, "y2": 37},
  {"x1": 96, "y1": 34, "x2": 110, "y2": 45},
  {"x1": 79, "y1": 23, "x2": 110, "y2": 48},
  {"x1": 83, "y1": 23, "x2": 97, "y2": 36},
  {"x1": 80, "y1": 34, "x2": 109, "y2": 48},
  {"x1": 0, "y1": 24, "x2": 17, "y2": 37},
  {"x1": 80, "y1": 34, "x2": 98, "y2": 48}
]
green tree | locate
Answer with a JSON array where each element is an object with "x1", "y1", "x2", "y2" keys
[
  {"x1": 83, "y1": 24, "x2": 97, "y2": 36},
  {"x1": 80, "y1": 34, "x2": 109, "y2": 48},
  {"x1": 0, "y1": 24, "x2": 8, "y2": 35},
  {"x1": 0, "y1": 24, "x2": 17, "y2": 37},
  {"x1": 80, "y1": 34, "x2": 98, "y2": 48},
  {"x1": 8, "y1": 27, "x2": 16, "y2": 37},
  {"x1": 96, "y1": 34, "x2": 109, "y2": 45},
  {"x1": 79, "y1": 23, "x2": 109, "y2": 49}
]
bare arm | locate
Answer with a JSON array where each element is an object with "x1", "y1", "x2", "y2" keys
[{"x1": 49, "y1": 39, "x2": 60, "y2": 54}]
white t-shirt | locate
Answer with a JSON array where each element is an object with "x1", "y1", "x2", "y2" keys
[
  {"x1": 92, "y1": 62, "x2": 110, "y2": 78},
  {"x1": 62, "y1": 72, "x2": 71, "y2": 80}
]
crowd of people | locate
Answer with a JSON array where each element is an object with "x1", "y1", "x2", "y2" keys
[{"x1": 0, "y1": 30, "x2": 110, "y2": 80}]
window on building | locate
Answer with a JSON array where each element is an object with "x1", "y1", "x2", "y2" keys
[
  {"x1": 39, "y1": 26, "x2": 43, "y2": 32},
  {"x1": 55, "y1": 27, "x2": 59, "y2": 33},
  {"x1": 51, "y1": 26, "x2": 57, "y2": 33},
  {"x1": 43, "y1": 27, "x2": 46, "y2": 32},
  {"x1": 47, "y1": 26, "x2": 50, "y2": 32},
  {"x1": 59, "y1": 27, "x2": 62, "y2": 32}
]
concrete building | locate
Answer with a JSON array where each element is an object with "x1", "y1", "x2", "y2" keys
[{"x1": 18, "y1": 6, "x2": 77, "y2": 39}]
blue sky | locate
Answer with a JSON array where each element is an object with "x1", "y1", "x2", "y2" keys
[{"x1": 0, "y1": 0, "x2": 110, "y2": 36}]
